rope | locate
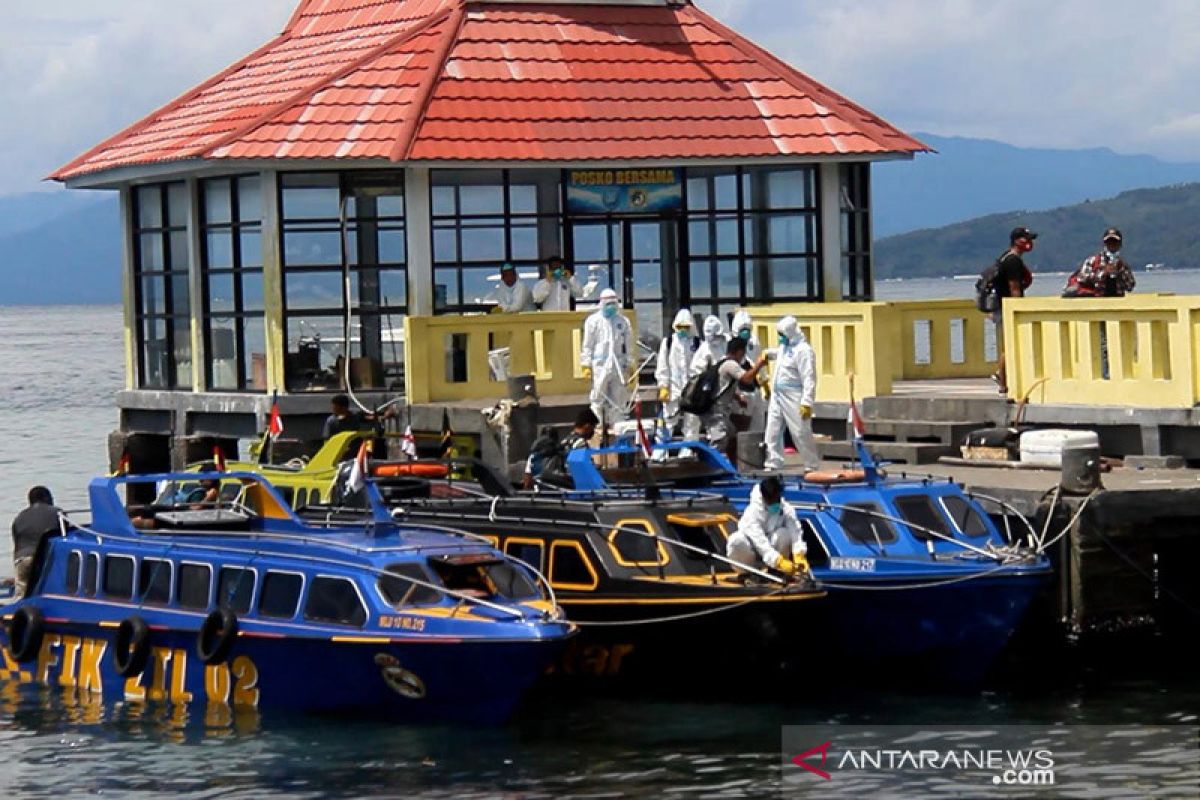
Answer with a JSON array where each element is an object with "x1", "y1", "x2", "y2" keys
[
  {"x1": 1036, "y1": 484, "x2": 1062, "y2": 551},
  {"x1": 1036, "y1": 489, "x2": 1100, "y2": 553},
  {"x1": 569, "y1": 585, "x2": 794, "y2": 627}
]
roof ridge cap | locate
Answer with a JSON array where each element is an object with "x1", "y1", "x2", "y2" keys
[
  {"x1": 680, "y1": 4, "x2": 927, "y2": 154},
  {"x1": 202, "y1": 7, "x2": 457, "y2": 161},
  {"x1": 395, "y1": 4, "x2": 469, "y2": 162}
]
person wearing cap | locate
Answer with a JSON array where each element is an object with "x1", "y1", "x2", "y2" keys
[
  {"x1": 533, "y1": 255, "x2": 596, "y2": 311},
  {"x1": 1075, "y1": 228, "x2": 1136, "y2": 298},
  {"x1": 991, "y1": 226, "x2": 1037, "y2": 394},
  {"x1": 580, "y1": 288, "x2": 633, "y2": 426},
  {"x1": 490, "y1": 263, "x2": 533, "y2": 313}
]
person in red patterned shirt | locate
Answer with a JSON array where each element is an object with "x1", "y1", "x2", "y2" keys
[{"x1": 1075, "y1": 228, "x2": 1136, "y2": 297}]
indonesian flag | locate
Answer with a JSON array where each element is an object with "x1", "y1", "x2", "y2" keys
[
  {"x1": 635, "y1": 401, "x2": 653, "y2": 458},
  {"x1": 347, "y1": 440, "x2": 372, "y2": 494},
  {"x1": 213, "y1": 446, "x2": 227, "y2": 472},
  {"x1": 115, "y1": 449, "x2": 131, "y2": 476},
  {"x1": 848, "y1": 375, "x2": 867, "y2": 439},
  {"x1": 401, "y1": 426, "x2": 418, "y2": 460},
  {"x1": 267, "y1": 393, "x2": 284, "y2": 440}
]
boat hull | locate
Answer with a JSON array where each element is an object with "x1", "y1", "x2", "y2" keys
[{"x1": 1, "y1": 618, "x2": 566, "y2": 725}]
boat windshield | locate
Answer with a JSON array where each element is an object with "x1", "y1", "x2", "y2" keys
[{"x1": 429, "y1": 555, "x2": 541, "y2": 602}]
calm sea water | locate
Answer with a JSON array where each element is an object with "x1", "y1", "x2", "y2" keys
[{"x1": 2, "y1": 297, "x2": 1199, "y2": 797}]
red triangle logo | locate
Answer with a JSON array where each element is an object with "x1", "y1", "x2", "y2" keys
[{"x1": 791, "y1": 741, "x2": 832, "y2": 780}]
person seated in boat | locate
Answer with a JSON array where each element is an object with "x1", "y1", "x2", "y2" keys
[
  {"x1": 699, "y1": 336, "x2": 768, "y2": 461},
  {"x1": 11, "y1": 486, "x2": 61, "y2": 598},
  {"x1": 323, "y1": 393, "x2": 395, "y2": 440},
  {"x1": 726, "y1": 477, "x2": 809, "y2": 581},
  {"x1": 522, "y1": 408, "x2": 599, "y2": 490}
]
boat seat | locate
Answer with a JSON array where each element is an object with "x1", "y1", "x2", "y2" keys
[{"x1": 153, "y1": 508, "x2": 253, "y2": 532}]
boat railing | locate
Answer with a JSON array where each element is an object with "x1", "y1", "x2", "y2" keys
[{"x1": 57, "y1": 511, "x2": 561, "y2": 624}]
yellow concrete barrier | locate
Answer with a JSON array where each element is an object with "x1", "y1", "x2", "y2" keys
[
  {"x1": 890, "y1": 299, "x2": 997, "y2": 381},
  {"x1": 404, "y1": 311, "x2": 636, "y2": 404},
  {"x1": 1004, "y1": 295, "x2": 1198, "y2": 408}
]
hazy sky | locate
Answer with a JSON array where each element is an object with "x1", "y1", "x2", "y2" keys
[{"x1": 4, "y1": 0, "x2": 1200, "y2": 197}]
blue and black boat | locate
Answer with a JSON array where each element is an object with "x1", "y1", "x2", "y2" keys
[
  {"x1": 1, "y1": 471, "x2": 573, "y2": 724},
  {"x1": 562, "y1": 439, "x2": 1053, "y2": 681}
]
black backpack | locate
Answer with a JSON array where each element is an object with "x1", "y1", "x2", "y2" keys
[
  {"x1": 974, "y1": 257, "x2": 1003, "y2": 313},
  {"x1": 679, "y1": 358, "x2": 732, "y2": 415}
]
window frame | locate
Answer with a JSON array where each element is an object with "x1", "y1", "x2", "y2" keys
[
  {"x1": 138, "y1": 557, "x2": 174, "y2": 605},
  {"x1": 893, "y1": 494, "x2": 954, "y2": 542},
  {"x1": 83, "y1": 552, "x2": 100, "y2": 597},
  {"x1": 257, "y1": 569, "x2": 307, "y2": 620},
  {"x1": 607, "y1": 519, "x2": 670, "y2": 568},
  {"x1": 303, "y1": 574, "x2": 370, "y2": 627},
  {"x1": 839, "y1": 502, "x2": 899, "y2": 546},
  {"x1": 376, "y1": 563, "x2": 444, "y2": 609},
  {"x1": 102, "y1": 555, "x2": 136, "y2": 600},
  {"x1": 503, "y1": 537, "x2": 546, "y2": 574},
  {"x1": 938, "y1": 495, "x2": 991, "y2": 539},
  {"x1": 66, "y1": 550, "x2": 82, "y2": 594},
  {"x1": 548, "y1": 540, "x2": 600, "y2": 591},
  {"x1": 132, "y1": 181, "x2": 192, "y2": 390},
  {"x1": 177, "y1": 561, "x2": 214, "y2": 610},
  {"x1": 216, "y1": 565, "x2": 258, "y2": 615}
]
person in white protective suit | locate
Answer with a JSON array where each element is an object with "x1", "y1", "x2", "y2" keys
[
  {"x1": 684, "y1": 315, "x2": 729, "y2": 440},
  {"x1": 726, "y1": 477, "x2": 809, "y2": 580},
  {"x1": 730, "y1": 310, "x2": 761, "y2": 362},
  {"x1": 730, "y1": 309, "x2": 767, "y2": 430},
  {"x1": 764, "y1": 315, "x2": 819, "y2": 472},
  {"x1": 580, "y1": 288, "x2": 633, "y2": 427},
  {"x1": 533, "y1": 256, "x2": 595, "y2": 311},
  {"x1": 655, "y1": 309, "x2": 695, "y2": 432},
  {"x1": 489, "y1": 263, "x2": 533, "y2": 313}
]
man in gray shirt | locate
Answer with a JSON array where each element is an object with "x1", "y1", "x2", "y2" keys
[
  {"x1": 11, "y1": 486, "x2": 60, "y2": 598},
  {"x1": 702, "y1": 337, "x2": 768, "y2": 458}
]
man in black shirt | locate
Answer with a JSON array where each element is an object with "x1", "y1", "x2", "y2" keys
[
  {"x1": 322, "y1": 393, "x2": 394, "y2": 440},
  {"x1": 992, "y1": 226, "x2": 1037, "y2": 394},
  {"x1": 11, "y1": 486, "x2": 60, "y2": 598}
]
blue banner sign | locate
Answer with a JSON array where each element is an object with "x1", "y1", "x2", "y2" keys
[{"x1": 567, "y1": 168, "x2": 682, "y2": 214}]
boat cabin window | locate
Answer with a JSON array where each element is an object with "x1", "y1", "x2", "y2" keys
[
  {"x1": 481, "y1": 561, "x2": 540, "y2": 601},
  {"x1": 666, "y1": 517, "x2": 729, "y2": 562},
  {"x1": 103, "y1": 555, "x2": 135, "y2": 600},
  {"x1": 178, "y1": 563, "x2": 213, "y2": 609},
  {"x1": 549, "y1": 541, "x2": 598, "y2": 590},
  {"x1": 839, "y1": 503, "x2": 898, "y2": 546},
  {"x1": 893, "y1": 495, "x2": 952, "y2": 541},
  {"x1": 305, "y1": 576, "x2": 368, "y2": 627},
  {"x1": 379, "y1": 564, "x2": 444, "y2": 607},
  {"x1": 800, "y1": 519, "x2": 831, "y2": 568},
  {"x1": 217, "y1": 567, "x2": 255, "y2": 614},
  {"x1": 66, "y1": 551, "x2": 81, "y2": 593},
  {"x1": 139, "y1": 558, "x2": 172, "y2": 605},
  {"x1": 276, "y1": 486, "x2": 296, "y2": 508},
  {"x1": 83, "y1": 553, "x2": 99, "y2": 597},
  {"x1": 259, "y1": 571, "x2": 304, "y2": 619},
  {"x1": 940, "y1": 496, "x2": 990, "y2": 538},
  {"x1": 608, "y1": 520, "x2": 668, "y2": 567},
  {"x1": 504, "y1": 540, "x2": 544, "y2": 573}
]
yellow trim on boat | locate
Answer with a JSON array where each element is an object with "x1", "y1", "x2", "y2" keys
[
  {"x1": 607, "y1": 519, "x2": 669, "y2": 568},
  {"x1": 549, "y1": 540, "x2": 600, "y2": 592},
  {"x1": 563, "y1": 592, "x2": 824, "y2": 606}
]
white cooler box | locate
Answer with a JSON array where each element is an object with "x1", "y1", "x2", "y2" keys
[{"x1": 1019, "y1": 429, "x2": 1100, "y2": 468}]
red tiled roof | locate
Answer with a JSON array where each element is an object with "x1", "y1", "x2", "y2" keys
[{"x1": 53, "y1": 0, "x2": 925, "y2": 180}]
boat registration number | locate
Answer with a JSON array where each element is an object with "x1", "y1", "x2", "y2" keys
[{"x1": 830, "y1": 557, "x2": 877, "y2": 572}]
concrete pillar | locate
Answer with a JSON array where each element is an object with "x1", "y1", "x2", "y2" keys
[
  {"x1": 119, "y1": 186, "x2": 138, "y2": 390},
  {"x1": 405, "y1": 167, "x2": 433, "y2": 316},
  {"x1": 186, "y1": 177, "x2": 206, "y2": 391},
  {"x1": 261, "y1": 169, "x2": 286, "y2": 393},
  {"x1": 1140, "y1": 424, "x2": 1164, "y2": 457},
  {"x1": 819, "y1": 162, "x2": 843, "y2": 302},
  {"x1": 535, "y1": 170, "x2": 563, "y2": 260}
]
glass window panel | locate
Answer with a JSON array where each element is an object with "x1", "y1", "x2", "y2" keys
[
  {"x1": 304, "y1": 576, "x2": 367, "y2": 626},
  {"x1": 379, "y1": 564, "x2": 443, "y2": 606},
  {"x1": 283, "y1": 228, "x2": 342, "y2": 267},
  {"x1": 259, "y1": 572, "x2": 303, "y2": 618},
  {"x1": 689, "y1": 260, "x2": 713, "y2": 299},
  {"x1": 218, "y1": 567, "x2": 255, "y2": 614},
  {"x1": 433, "y1": 269, "x2": 459, "y2": 310},
  {"x1": 66, "y1": 552, "x2": 80, "y2": 593},
  {"x1": 242, "y1": 318, "x2": 268, "y2": 391},
  {"x1": 460, "y1": 225, "x2": 505, "y2": 263},
  {"x1": 770, "y1": 258, "x2": 814, "y2": 297},
  {"x1": 240, "y1": 229, "x2": 263, "y2": 269},
  {"x1": 459, "y1": 184, "x2": 504, "y2": 216},
  {"x1": 103, "y1": 556, "x2": 134, "y2": 599},
  {"x1": 139, "y1": 233, "x2": 164, "y2": 271},
  {"x1": 206, "y1": 231, "x2": 234, "y2": 269},
  {"x1": 714, "y1": 216, "x2": 739, "y2": 255},
  {"x1": 177, "y1": 563, "x2": 211, "y2": 609},
  {"x1": 713, "y1": 173, "x2": 739, "y2": 210},
  {"x1": 139, "y1": 559, "x2": 171, "y2": 604},
  {"x1": 204, "y1": 179, "x2": 233, "y2": 225},
  {"x1": 769, "y1": 215, "x2": 812, "y2": 254},
  {"x1": 717, "y1": 259, "x2": 741, "y2": 299},
  {"x1": 686, "y1": 176, "x2": 710, "y2": 211},
  {"x1": 688, "y1": 220, "x2": 713, "y2": 256},
  {"x1": 285, "y1": 315, "x2": 344, "y2": 392},
  {"x1": 378, "y1": 226, "x2": 406, "y2": 264},
  {"x1": 432, "y1": 185, "x2": 457, "y2": 217},
  {"x1": 510, "y1": 224, "x2": 539, "y2": 261},
  {"x1": 167, "y1": 183, "x2": 189, "y2": 227},
  {"x1": 767, "y1": 169, "x2": 812, "y2": 209},
  {"x1": 83, "y1": 554, "x2": 99, "y2": 596},
  {"x1": 573, "y1": 223, "x2": 614, "y2": 263},
  {"x1": 209, "y1": 319, "x2": 238, "y2": 389},
  {"x1": 142, "y1": 319, "x2": 169, "y2": 388},
  {"x1": 241, "y1": 271, "x2": 264, "y2": 312},
  {"x1": 136, "y1": 186, "x2": 163, "y2": 229},
  {"x1": 379, "y1": 268, "x2": 407, "y2": 308},
  {"x1": 207, "y1": 273, "x2": 236, "y2": 314},
  {"x1": 169, "y1": 230, "x2": 189, "y2": 272},
  {"x1": 237, "y1": 176, "x2": 262, "y2": 222},
  {"x1": 171, "y1": 274, "x2": 191, "y2": 316},
  {"x1": 376, "y1": 193, "x2": 404, "y2": 218},
  {"x1": 462, "y1": 267, "x2": 499, "y2": 306},
  {"x1": 141, "y1": 275, "x2": 166, "y2": 315},
  {"x1": 509, "y1": 183, "x2": 537, "y2": 214},
  {"x1": 282, "y1": 174, "x2": 340, "y2": 219},
  {"x1": 173, "y1": 319, "x2": 193, "y2": 387},
  {"x1": 433, "y1": 226, "x2": 459, "y2": 263},
  {"x1": 286, "y1": 270, "x2": 349, "y2": 310}
]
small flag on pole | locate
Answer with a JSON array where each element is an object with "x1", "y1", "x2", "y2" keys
[
  {"x1": 401, "y1": 425, "x2": 418, "y2": 460},
  {"x1": 848, "y1": 374, "x2": 866, "y2": 440},
  {"x1": 267, "y1": 392, "x2": 284, "y2": 440},
  {"x1": 347, "y1": 440, "x2": 372, "y2": 493},
  {"x1": 212, "y1": 446, "x2": 227, "y2": 472},
  {"x1": 635, "y1": 400, "x2": 653, "y2": 458},
  {"x1": 439, "y1": 410, "x2": 455, "y2": 459},
  {"x1": 115, "y1": 449, "x2": 131, "y2": 476}
]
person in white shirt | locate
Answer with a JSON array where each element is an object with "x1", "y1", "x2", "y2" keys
[
  {"x1": 490, "y1": 263, "x2": 533, "y2": 313},
  {"x1": 533, "y1": 256, "x2": 593, "y2": 311},
  {"x1": 580, "y1": 288, "x2": 633, "y2": 427}
]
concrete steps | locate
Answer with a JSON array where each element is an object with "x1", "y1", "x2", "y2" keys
[
  {"x1": 864, "y1": 395, "x2": 1010, "y2": 426},
  {"x1": 819, "y1": 439, "x2": 951, "y2": 465},
  {"x1": 859, "y1": 418, "x2": 985, "y2": 447}
]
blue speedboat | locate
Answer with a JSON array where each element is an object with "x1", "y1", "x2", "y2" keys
[
  {"x1": 562, "y1": 439, "x2": 1052, "y2": 681},
  {"x1": 1, "y1": 471, "x2": 573, "y2": 724}
]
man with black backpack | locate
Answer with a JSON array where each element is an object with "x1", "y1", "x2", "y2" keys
[
  {"x1": 987, "y1": 226, "x2": 1037, "y2": 395},
  {"x1": 699, "y1": 337, "x2": 768, "y2": 460},
  {"x1": 522, "y1": 409, "x2": 598, "y2": 490}
]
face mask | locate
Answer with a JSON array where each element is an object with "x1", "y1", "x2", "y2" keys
[
  {"x1": 553, "y1": 269, "x2": 565, "y2": 280},
  {"x1": 767, "y1": 502, "x2": 782, "y2": 515},
  {"x1": 778, "y1": 333, "x2": 789, "y2": 346},
  {"x1": 603, "y1": 304, "x2": 618, "y2": 319},
  {"x1": 675, "y1": 330, "x2": 690, "y2": 341},
  {"x1": 738, "y1": 329, "x2": 752, "y2": 341},
  {"x1": 1017, "y1": 239, "x2": 1034, "y2": 253}
]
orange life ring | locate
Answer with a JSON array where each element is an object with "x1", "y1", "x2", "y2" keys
[
  {"x1": 803, "y1": 469, "x2": 867, "y2": 485},
  {"x1": 371, "y1": 463, "x2": 450, "y2": 479}
]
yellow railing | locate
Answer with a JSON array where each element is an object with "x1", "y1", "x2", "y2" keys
[
  {"x1": 404, "y1": 311, "x2": 636, "y2": 404},
  {"x1": 889, "y1": 299, "x2": 997, "y2": 381},
  {"x1": 1004, "y1": 295, "x2": 1196, "y2": 408}
]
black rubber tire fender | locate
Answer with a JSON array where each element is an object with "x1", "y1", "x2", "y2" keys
[
  {"x1": 7, "y1": 605, "x2": 46, "y2": 663},
  {"x1": 196, "y1": 608, "x2": 238, "y2": 665},
  {"x1": 112, "y1": 616, "x2": 152, "y2": 678}
]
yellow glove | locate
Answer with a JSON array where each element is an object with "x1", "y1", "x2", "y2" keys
[
  {"x1": 489, "y1": 305, "x2": 504, "y2": 315},
  {"x1": 658, "y1": 386, "x2": 670, "y2": 402},
  {"x1": 775, "y1": 556, "x2": 797, "y2": 575},
  {"x1": 800, "y1": 404, "x2": 813, "y2": 420},
  {"x1": 794, "y1": 553, "x2": 810, "y2": 573},
  {"x1": 582, "y1": 366, "x2": 592, "y2": 380}
]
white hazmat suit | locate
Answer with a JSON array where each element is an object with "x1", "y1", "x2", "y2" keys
[
  {"x1": 726, "y1": 485, "x2": 808, "y2": 572},
  {"x1": 491, "y1": 276, "x2": 533, "y2": 313},
  {"x1": 534, "y1": 269, "x2": 594, "y2": 311},
  {"x1": 683, "y1": 315, "x2": 729, "y2": 440},
  {"x1": 765, "y1": 315, "x2": 819, "y2": 472},
  {"x1": 581, "y1": 290, "x2": 633, "y2": 425},
  {"x1": 655, "y1": 309, "x2": 695, "y2": 430}
]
